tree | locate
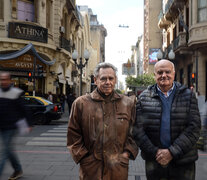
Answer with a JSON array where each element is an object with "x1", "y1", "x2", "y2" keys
[{"x1": 126, "y1": 74, "x2": 155, "y2": 88}]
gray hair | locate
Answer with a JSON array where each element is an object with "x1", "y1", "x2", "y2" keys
[
  {"x1": 154, "y1": 59, "x2": 175, "y2": 73},
  {"x1": 93, "y1": 62, "x2": 117, "y2": 78}
]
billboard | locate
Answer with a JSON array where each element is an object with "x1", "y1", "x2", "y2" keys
[
  {"x1": 122, "y1": 62, "x2": 135, "y2": 75},
  {"x1": 149, "y1": 48, "x2": 159, "y2": 64}
]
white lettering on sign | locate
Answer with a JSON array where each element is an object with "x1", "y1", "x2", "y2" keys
[
  {"x1": 15, "y1": 62, "x2": 33, "y2": 68},
  {"x1": 15, "y1": 25, "x2": 44, "y2": 38}
]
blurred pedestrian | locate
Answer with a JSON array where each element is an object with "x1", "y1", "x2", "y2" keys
[
  {"x1": 133, "y1": 59, "x2": 201, "y2": 180},
  {"x1": 67, "y1": 62, "x2": 138, "y2": 179},
  {"x1": 59, "y1": 93, "x2": 66, "y2": 113},
  {"x1": 47, "y1": 91, "x2": 53, "y2": 102},
  {"x1": 66, "y1": 92, "x2": 76, "y2": 116},
  {"x1": 0, "y1": 72, "x2": 32, "y2": 180}
]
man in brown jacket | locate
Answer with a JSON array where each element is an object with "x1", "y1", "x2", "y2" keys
[{"x1": 67, "y1": 62, "x2": 138, "y2": 180}]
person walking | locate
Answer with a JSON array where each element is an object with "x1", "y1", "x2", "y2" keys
[
  {"x1": 59, "y1": 93, "x2": 66, "y2": 113},
  {"x1": 66, "y1": 92, "x2": 76, "y2": 116},
  {"x1": 133, "y1": 59, "x2": 201, "y2": 180},
  {"x1": 67, "y1": 62, "x2": 138, "y2": 180},
  {"x1": 0, "y1": 72, "x2": 31, "y2": 180},
  {"x1": 47, "y1": 91, "x2": 53, "y2": 102}
]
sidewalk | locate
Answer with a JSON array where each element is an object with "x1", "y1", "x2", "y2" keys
[
  {"x1": 1, "y1": 143, "x2": 146, "y2": 180},
  {"x1": 0, "y1": 112, "x2": 146, "y2": 180}
]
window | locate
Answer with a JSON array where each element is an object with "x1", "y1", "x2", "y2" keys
[
  {"x1": 198, "y1": 0, "x2": 207, "y2": 22},
  {"x1": 17, "y1": 0, "x2": 35, "y2": 22},
  {"x1": 0, "y1": 0, "x2": 3, "y2": 20}
]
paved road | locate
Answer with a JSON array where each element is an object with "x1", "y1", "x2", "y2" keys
[
  {"x1": 1, "y1": 111, "x2": 206, "y2": 180},
  {"x1": 0, "y1": 114, "x2": 146, "y2": 180}
]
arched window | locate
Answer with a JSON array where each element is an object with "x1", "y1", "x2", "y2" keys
[
  {"x1": 0, "y1": 0, "x2": 3, "y2": 20},
  {"x1": 17, "y1": 0, "x2": 35, "y2": 22}
]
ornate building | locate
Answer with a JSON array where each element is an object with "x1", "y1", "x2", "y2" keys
[
  {"x1": 143, "y1": 0, "x2": 162, "y2": 74},
  {"x1": 0, "y1": 0, "x2": 105, "y2": 97},
  {"x1": 158, "y1": 0, "x2": 207, "y2": 98}
]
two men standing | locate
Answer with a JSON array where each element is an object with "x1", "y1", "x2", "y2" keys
[{"x1": 67, "y1": 60, "x2": 201, "y2": 180}]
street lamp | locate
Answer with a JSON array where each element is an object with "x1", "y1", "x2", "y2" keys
[
  {"x1": 157, "y1": 48, "x2": 175, "y2": 60},
  {"x1": 157, "y1": 49, "x2": 163, "y2": 60},
  {"x1": 72, "y1": 49, "x2": 90, "y2": 96},
  {"x1": 168, "y1": 49, "x2": 175, "y2": 60}
]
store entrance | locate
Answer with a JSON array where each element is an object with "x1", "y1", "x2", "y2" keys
[{"x1": 11, "y1": 76, "x2": 45, "y2": 96}]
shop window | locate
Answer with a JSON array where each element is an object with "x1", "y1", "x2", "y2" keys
[
  {"x1": 0, "y1": 0, "x2": 3, "y2": 20},
  {"x1": 17, "y1": 0, "x2": 35, "y2": 22},
  {"x1": 198, "y1": 0, "x2": 207, "y2": 22}
]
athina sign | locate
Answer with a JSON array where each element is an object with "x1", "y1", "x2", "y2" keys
[{"x1": 8, "y1": 22, "x2": 48, "y2": 43}]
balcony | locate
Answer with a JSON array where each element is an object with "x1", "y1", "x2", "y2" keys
[
  {"x1": 188, "y1": 23, "x2": 207, "y2": 48},
  {"x1": 164, "y1": 32, "x2": 190, "y2": 58},
  {"x1": 71, "y1": 6, "x2": 82, "y2": 26},
  {"x1": 173, "y1": 32, "x2": 188, "y2": 51},
  {"x1": 164, "y1": 0, "x2": 186, "y2": 22},
  {"x1": 158, "y1": 10, "x2": 171, "y2": 29},
  {"x1": 60, "y1": 36, "x2": 71, "y2": 53},
  {"x1": 66, "y1": 0, "x2": 76, "y2": 11}
]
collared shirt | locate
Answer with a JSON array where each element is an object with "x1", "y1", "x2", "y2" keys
[{"x1": 157, "y1": 82, "x2": 175, "y2": 98}]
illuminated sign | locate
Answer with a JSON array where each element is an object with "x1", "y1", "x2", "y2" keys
[{"x1": 149, "y1": 48, "x2": 159, "y2": 64}]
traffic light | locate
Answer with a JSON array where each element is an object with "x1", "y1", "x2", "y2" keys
[
  {"x1": 191, "y1": 72, "x2": 196, "y2": 84},
  {"x1": 37, "y1": 64, "x2": 43, "y2": 77},
  {"x1": 28, "y1": 72, "x2": 32, "y2": 82}
]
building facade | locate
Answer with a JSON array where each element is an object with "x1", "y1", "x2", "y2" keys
[
  {"x1": 158, "y1": 0, "x2": 207, "y2": 98},
  {"x1": 143, "y1": 0, "x2": 163, "y2": 74},
  {"x1": 79, "y1": 6, "x2": 107, "y2": 91},
  {"x1": 0, "y1": 0, "x2": 106, "y2": 98}
]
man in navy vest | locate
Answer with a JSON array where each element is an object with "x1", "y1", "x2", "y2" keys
[{"x1": 133, "y1": 59, "x2": 201, "y2": 180}]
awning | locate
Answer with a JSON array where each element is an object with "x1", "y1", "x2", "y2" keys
[{"x1": 0, "y1": 43, "x2": 56, "y2": 65}]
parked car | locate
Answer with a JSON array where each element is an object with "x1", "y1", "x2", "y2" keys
[{"x1": 23, "y1": 96, "x2": 62, "y2": 125}]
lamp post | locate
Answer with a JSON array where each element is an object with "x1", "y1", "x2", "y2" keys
[
  {"x1": 157, "y1": 48, "x2": 175, "y2": 60},
  {"x1": 72, "y1": 49, "x2": 90, "y2": 96},
  {"x1": 157, "y1": 49, "x2": 163, "y2": 60}
]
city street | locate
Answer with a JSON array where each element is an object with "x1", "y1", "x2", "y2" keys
[{"x1": 0, "y1": 111, "x2": 206, "y2": 180}]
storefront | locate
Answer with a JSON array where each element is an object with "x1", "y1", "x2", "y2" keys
[{"x1": 0, "y1": 43, "x2": 55, "y2": 96}]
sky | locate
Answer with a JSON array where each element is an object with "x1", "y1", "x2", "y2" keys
[{"x1": 76, "y1": 0, "x2": 144, "y2": 86}]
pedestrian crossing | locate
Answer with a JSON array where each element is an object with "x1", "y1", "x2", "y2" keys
[{"x1": 26, "y1": 125, "x2": 67, "y2": 147}]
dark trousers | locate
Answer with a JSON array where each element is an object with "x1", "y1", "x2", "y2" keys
[
  {"x1": 0, "y1": 129, "x2": 22, "y2": 176},
  {"x1": 145, "y1": 160, "x2": 195, "y2": 180}
]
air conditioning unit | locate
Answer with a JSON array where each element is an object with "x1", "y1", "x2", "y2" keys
[{"x1": 59, "y1": 26, "x2": 65, "y2": 34}]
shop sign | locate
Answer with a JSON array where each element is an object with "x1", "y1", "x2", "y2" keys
[
  {"x1": 0, "y1": 54, "x2": 46, "y2": 70},
  {"x1": 8, "y1": 22, "x2": 48, "y2": 43}
]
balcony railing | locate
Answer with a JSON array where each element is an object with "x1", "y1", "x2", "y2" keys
[
  {"x1": 164, "y1": 0, "x2": 174, "y2": 14},
  {"x1": 60, "y1": 36, "x2": 71, "y2": 53},
  {"x1": 173, "y1": 32, "x2": 187, "y2": 50},
  {"x1": 158, "y1": 10, "x2": 164, "y2": 22},
  {"x1": 66, "y1": 0, "x2": 76, "y2": 10}
]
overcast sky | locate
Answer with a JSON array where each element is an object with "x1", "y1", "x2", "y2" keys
[{"x1": 76, "y1": 0, "x2": 144, "y2": 85}]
